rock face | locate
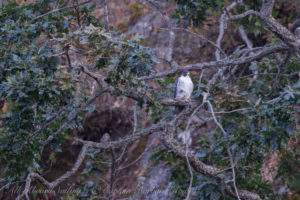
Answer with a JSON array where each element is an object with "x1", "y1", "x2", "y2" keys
[{"x1": 130, "y1": 133, "x2": 174, "y2": 200}]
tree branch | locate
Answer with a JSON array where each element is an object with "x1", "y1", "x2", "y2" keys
[
  {"x1": 103, "y1": 0, "x2": 110, "y2": 31},
  {"x1": 16, "y1": 144, "x2": 89, "y2": 200},
  {"x1": 42, "y1": 88, "x2": 112, "y2": 149},
  {"x1": 206, "y1": 100, "x2": 241, "y2": 200},
  {"x1": 230, "y1": 10, "x2": 260, "y2": 20},
  {"x1": 73, "y1": 122, "x2": 166, "y2": 149},
  {"x1": 260, "y1": 0, "x2": 275, "y2": 17},
  {"x1": 141, "y1": 44, "x2": 288, "y2": 80},
  {"x1": 34, "y1": 0, "x2": 92, "y2": 20},
  {"x1": 160, "y1": 128, "x2": 261, "y2": 200}
]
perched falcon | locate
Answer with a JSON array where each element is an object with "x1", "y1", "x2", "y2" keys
[
  {"x1": 174, "y1": 70, "x2": 194, "y2": 113},
  {"x1": 174, "y1": 70, "x2": 194, "y2": 101}
]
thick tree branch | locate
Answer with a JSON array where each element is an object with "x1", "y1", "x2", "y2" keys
[
  {"x1": 160, "y1": 128, "x2": 261, "y2": 200},
  {"x1": 227, "y1": 0, "x2": 300, "y2": 51},
  {"x1": 260, "y1": 0, "x2": 275, "y2": 17}
]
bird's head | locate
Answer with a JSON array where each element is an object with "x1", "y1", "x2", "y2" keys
[{"x1": 181, "y1": 70, "x2": 190, "y2": 77}]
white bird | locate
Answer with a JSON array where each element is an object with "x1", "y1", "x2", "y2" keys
[{"x1": 174, "y1": 70, "x2": 194, "y2": 101}]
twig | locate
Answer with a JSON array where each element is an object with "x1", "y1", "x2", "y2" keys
[
  {"x1": 215, "y1": 1, "x2": 240, "y2": 61},
  {"x1": 74, "y1": 0, "x2": 82, "y2": 28},
  {"x1": 203, "y1": 107, "x2": 248, "y2": 114},
  {"x1": 230, "y1": 10, "x2": 260, "y2": 20},
  {"x1": 197, "y1": 69, "x2": 205, "y2": 93},
  {"x1": 239, "y1": 26, "x2": 253, "y2": 49},
  {"x1": 205, "y1": 100, "x2": 241, "y2": 200},
  {"x1": 184, "y1": 103, "x2": 204, "y2": 200},
  {"x1": 34, "y1": 0, "x2": 92, "y2": 20},
  {"x1": 160, "y1": 27, "x2": 226, "y2": 56},
  {"x1": 64, "y1": 45, "x2": 72, "y2": 69},
  {"x1": 0, "y1": 182, "x2": 10, "y2": 193},
  {"x1": 109, "y1": 147, "x2": 115, "y2": 200},
  {"x1": 274, "y1": 51, "x2": 291, "y2": 87},
  {"x1": 116, "y1": 103, "x2": 138, "y2": 164},
  {"x1": 239, "y1": 71, "x2": 299, "y2": 79},
  {"x1": 103, "y1": 0, "x2": 110, "y2": 31},
  {"x1": 117, "y1": 144, "x2": 152, "y2": 171}
]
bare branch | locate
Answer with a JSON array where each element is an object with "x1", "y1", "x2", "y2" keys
[
  {"x1": 197, "y1": 70, "x2": 205, "y2": 92},
  {"x1": 16, "y1": 173, "x2": 32, "y2": 200},
  {"x1": 117, "y1": 144, "x2": 152, "y2": 171},
  {"x1": 109, "y1": 146, "x2": 115, "y2": 200},
  {"x1": 161, "y1": 27, "x2": 226, "y2": 56},
  {"x1": 31, "y1": 103, "x2": 69, "y2": 137},
  {"x1": 238, "y1": 26, "x2": 259, "y2": 80},
  {"x1": 34, "y1": 0, "x2": 92, "y2": 20},
  {"x1": 80, "y1": 65, "x2": 107, "y2": 87},
  {"x1": 239, "y1": 26, "x2": 253, "y2": 49},
  {"x1": 230, "y1": 10, "x2": 260, "y2": 20},
  {"x1": 141, "y1": 44, "x2": 288, "y2": 80},
  {"x1": 161, "y1": 98, "x2": 198, "y2": 106},
  {"x1": 161, "y1": 125, "x2": 261, "y2": 200},
  {"x1": 215, "y1": 1, "x2": 242, "y2": 60},
  {"x1": 103, "y1": 0, "x2": 110, "y2": 31},
  {"x1": 116, "y1": 103, "x2": 138, "y2": 164},
  {"x1": 205, "y1": 100, "x2": 241, "y2": 200},
  {"x1": 184, "y1": 103, "x2": 204, "y2": 200},
  {"x1": 166, "y1": 30, "x2": 175, "y2": 62},
  {"x1": 17, "y1": 144, "x2": 89, "y2": 200},
  {"x1": 226, "y1": 0, "x2": 299, "y2": 51},
  {"x1": 73, "y1": 122, "x2": 166, "y2": 149},
  {"x1": 274, "y1": 51, "x2": 291, "y2": 87}
]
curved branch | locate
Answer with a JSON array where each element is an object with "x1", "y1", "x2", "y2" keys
[
  {"x1": 230, "y1": 10, "x2": 261, "y2": 20},
  {"x1": 160, "y1": 130, "x2": 262, "y2": 200},
  {"x1": 73, "y1": 122, "x2": 166, "y2": 149},
  {"x1": 16, "y1": 144, "x2": 89, "y2": 200},
  {"x1": 141, "y1": 44, "x2": 288, "y2": 80},
  {"x1": 260, "y1": 0, "x2": 275, "y2": 17}
]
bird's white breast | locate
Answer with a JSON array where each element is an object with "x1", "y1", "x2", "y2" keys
[{"x1": 176, "y1": 75, "x2": 194, "y2": 99}]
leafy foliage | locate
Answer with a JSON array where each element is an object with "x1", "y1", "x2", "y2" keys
[
  {"x1": 0, "y1": 0, "x2": 154, "y2": 185},
  {"x1": 171, "y1": 0, "x2": 225, "y2": 27},
  {"x1": 0, "y1": 0, "x2": 299, "y2": 199}
]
